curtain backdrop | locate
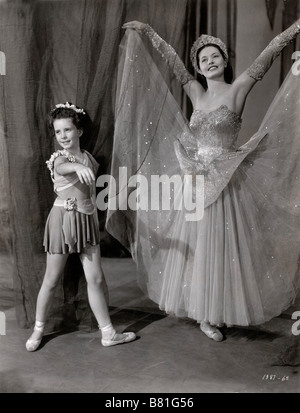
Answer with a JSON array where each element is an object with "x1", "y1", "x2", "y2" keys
[
  {"x1": 0, "y1": 0, "x2": 298, "y2": 331},
  {"x1": 280, "y1": 0, "x2": 300, "y2": 81},
  {"x1": 0, "y1": 0, "x2": 188, "y2": 330}
]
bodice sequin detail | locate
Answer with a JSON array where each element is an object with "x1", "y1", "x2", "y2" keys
[
  {"x1": 177, "y1": 105, "x2": 242, "y2": 170},
  {"x1": 190, "y1": 105, "x2": 242, "y2": 150}
]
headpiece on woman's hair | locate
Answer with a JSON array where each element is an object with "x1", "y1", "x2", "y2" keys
[
  {"x1": 52, "y1": 102, "x2": 86, "y2": 115},
  {"x1": 190, "y1": 35, "x2": 228, "y2": 73}
]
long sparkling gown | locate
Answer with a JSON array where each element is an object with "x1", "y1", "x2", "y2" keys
[{"x1": 106, "y1": 30, "x2": 300, "y2": 327}]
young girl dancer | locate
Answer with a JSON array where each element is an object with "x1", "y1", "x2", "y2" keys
[{"x1": 26, "y1": 102, "x2": 136, "y2": 351}]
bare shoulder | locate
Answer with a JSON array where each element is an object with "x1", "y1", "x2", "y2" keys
[
  {"x1": 46, "y1": 150, "x2": 75, "y2": 178},
  {"x1": 53, "y1": 156, "x2": 70, "y2": 177},
  {"x1": 183, "y1": 79, "x2": 205, "y2": 106},
  {"x1": 231, "y1": 70, "x2": 257, "y2": 94},
  {"x1": 54, "y1": 156, "x2": 69, "y2": 166},
  {"x1": 229, "y1": 70, "x2": 257, "y2": 113}
]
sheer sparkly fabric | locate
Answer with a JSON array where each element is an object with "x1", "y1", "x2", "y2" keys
[
  {"x1": 142, "y1": 24, "x2": 194, "y2": 85},
  {"x1": 247, "y1": 18, "x2": 300, "y2": 81},
  {"x1": 106, "y1": 30, "x2": 300, "y2": 327}
]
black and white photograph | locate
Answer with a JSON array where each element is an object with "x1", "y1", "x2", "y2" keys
[{"x1": 0, "y1": 0, "x2": 299, "y2": 395}]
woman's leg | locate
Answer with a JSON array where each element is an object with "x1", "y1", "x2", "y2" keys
[
  {"x1": 200, "y1": 321, "x2": 223, "y2": 342},
  {"x1": 80, "y1": 244, "x2": 136, "y2": 346},
  {"x1": 26, "y1": 253, "x2": 68, "y2": 351}
]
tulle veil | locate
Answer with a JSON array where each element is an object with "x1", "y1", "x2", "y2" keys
[{"x1": 105, "y1": 29, "x2": 300, "y2": 325}]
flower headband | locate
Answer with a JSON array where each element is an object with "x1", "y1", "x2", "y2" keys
[
  {"x1": 52, "y1": 102, "x2": 86, "y2": 115},
  {"x1": 190, "y1": 34, "x2": 228, "y2": 73}
]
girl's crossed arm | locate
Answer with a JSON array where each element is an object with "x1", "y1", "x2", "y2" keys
[{"x1": 54, "y1": 157, "x2": 95, "y2": 185}]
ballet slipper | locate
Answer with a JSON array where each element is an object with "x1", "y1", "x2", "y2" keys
[
  {"x1": 101, "y1": 332, "x2": 136, "y2": 347},
  {"x1": 26, "y1": 324, "x2": 44, "y2": 352},
  {"x1": 200, "y1": 321, "x2": 223, "y2": 342}
]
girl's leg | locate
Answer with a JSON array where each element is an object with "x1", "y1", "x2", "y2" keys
[
  {"x1": 80, "y1": 244, "x2": 136, "y2": 346},
  {"x1": 36, "y1": 252, "x2": 69, "y2": 320},
  {"x1": 26, "y1": 253, "x2": 68, "y2": 351},
  {"x1": 80, "y1": 244, "x2": 111, "y2": 328}
]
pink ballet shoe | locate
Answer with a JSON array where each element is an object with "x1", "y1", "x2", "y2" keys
[
  {"x1": 26, "y1": 323, "x2": 44, "y2": 352},
  {"x1": 101, "y1": 332, "x2": 136, "y2": 347},
  {"x1": 200, "y1": 321, "x2": 223, "y2": 342}
]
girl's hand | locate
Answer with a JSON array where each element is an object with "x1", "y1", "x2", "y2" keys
[
  {"x1": 122, "y1": 21, "x2": 147, "y2": 31},
  {"x1": 74, "y1": 164, "x2": 95, "y2": 185}
]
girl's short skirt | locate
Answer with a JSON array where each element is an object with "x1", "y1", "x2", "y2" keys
[{"x1": 43, "y1": 205, "x2": 100, "y2": 254}]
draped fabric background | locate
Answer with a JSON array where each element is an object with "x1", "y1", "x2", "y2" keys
[
  {"x1": 0, "y1": 0, "x2": 299, "y2": 331},
  {"x1": 0, "y1": 0, "x2": 188, "y2": 331}
]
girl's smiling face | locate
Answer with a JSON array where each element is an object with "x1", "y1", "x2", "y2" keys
[
  {"x1": 198, "y1": 46, "x2": 226, "y2": 80},
  {"x1": 53, "y1": 118, "x2": 82, "y2": 152}
]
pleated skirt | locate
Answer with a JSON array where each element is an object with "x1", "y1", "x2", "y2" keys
[{"x1": 43, "y1": 205, "x2": 100, "y2": 254}]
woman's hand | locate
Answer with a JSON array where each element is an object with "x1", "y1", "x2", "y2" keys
[
  {"x1": 122, "y1": 21, "x2": 147, "y2": 31},
  {"x1": 74, "y1": 164, "x2": 95, "y2": 186}
]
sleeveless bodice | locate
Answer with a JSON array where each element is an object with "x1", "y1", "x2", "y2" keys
[
  {"x1": 190, "y1": 105, "x2": 242, "y2": 151},
  {"x1": 177, "y1": 105, "x2": 242, "y2": 169}
]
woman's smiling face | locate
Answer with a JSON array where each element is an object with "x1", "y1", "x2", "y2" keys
[{"x1": 198, "y1": 46, "x2": 226, "y2": 80}]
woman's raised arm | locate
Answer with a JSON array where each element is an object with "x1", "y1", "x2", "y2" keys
[
  {"x1": 122, "y1": 21, "x2": 202, "y2": 104},
  {"x1": 233, "y1": 18, "x2": 300, "y2": 110}
]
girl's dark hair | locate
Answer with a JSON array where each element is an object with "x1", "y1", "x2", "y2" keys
[
  {"x1": 196, "y1": 44, "x2": 233, "y2": 90},
  {"x1": 48, "y1": 102, "x2": 91, "y2": 138}
]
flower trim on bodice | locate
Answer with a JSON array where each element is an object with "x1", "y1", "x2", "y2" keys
[{"x1": 46, "y1": 149, "x2": 76, "y2": 178}]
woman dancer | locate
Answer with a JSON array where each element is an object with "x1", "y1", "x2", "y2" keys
[{"x1": 106, "y1": 19, "x2": 300, "y2": 341}]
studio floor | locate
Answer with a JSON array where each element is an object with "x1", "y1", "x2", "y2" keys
[{"x1": 0, "y1": 254, "x2": 299, "y2": 394}]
